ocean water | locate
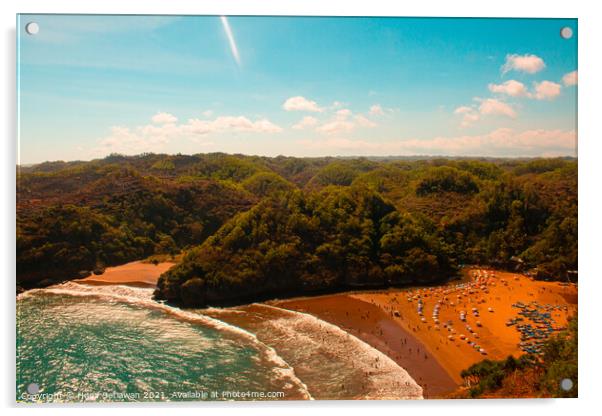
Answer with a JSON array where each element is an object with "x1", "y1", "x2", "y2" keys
[
  {"x1": 204, "y1": 303, "x2": 423, "y2": 400},
  {"x1": 16, "y1": 283, "x2": 421, "y2": 402}
]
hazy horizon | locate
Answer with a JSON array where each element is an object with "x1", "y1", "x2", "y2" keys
[{"x1": 18, "y1": 151, "x2": 578, "y2": 168}]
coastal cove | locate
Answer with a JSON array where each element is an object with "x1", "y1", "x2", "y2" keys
[
  {"x1": 17, "y1": 261, "x2": 577, "y2": 400},
  {"x1": 17, "y1": 261, "x2": 423, "y2": 401}
]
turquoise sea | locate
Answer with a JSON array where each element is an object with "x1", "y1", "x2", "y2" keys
[{"x1": 16, "y1": 282, "x2": 422, "y2": 402}]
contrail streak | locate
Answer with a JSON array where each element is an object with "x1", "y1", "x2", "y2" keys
[{"x1": 220, "y1": 16, "x2": 241, "y2": 66}]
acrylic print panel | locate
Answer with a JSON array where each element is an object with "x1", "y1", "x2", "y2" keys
[{"x1": 16, "y1": 14, "x2": 577, "y2": 402}]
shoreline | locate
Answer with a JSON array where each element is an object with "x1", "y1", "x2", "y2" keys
[
  {"x1": 68, "y1": 260, "x2": 440, "y2": 397},
  {"x1": 275, "y1": 269, "x2": 577, "y2": 398},
  {"x1": 274, "y1": 294, "x2": 457, "y2": 398},
  {"x1": 63, "y1": 263, "x2": 577, "y2": 399}
]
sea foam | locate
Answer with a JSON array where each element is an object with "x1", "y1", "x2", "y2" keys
[
  {"x1": 256, "y1": 304, "x2": 423, "y2": 400},
  {"x1": 207, "y1": 302, "x2": 423, "y2": 400},
  {"x1": 17, "y1": 283, "x2": 312, "y2": 400}
]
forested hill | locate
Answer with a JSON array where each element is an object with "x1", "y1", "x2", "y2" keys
[{"x1": 17, "y1": 153, "x2": 577, "y2": 305}]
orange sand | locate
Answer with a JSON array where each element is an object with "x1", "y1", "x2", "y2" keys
[
  {"x1": 278, "y1": 269, "x2": 577, "y2": 395},
  {"x1": 75, "y1": 264, "x2": 577, "y2": 397},
  {"x1": 277, "y1": 294, "x2": 457, "y2": 398},
  {"x1": 74, "y1": 261, "x2": 174, "y2": 287}
]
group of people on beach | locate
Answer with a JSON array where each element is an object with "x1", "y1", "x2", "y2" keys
[{"x1": 403, "y1": 269, "x2": 505, "y2": 356}]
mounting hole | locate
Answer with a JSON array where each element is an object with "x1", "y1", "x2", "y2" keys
[
  {"x1": 560, "y1": 378, "x2": 574, "y2": 391},
  {"x1": 26, "y1": 382, "x2": 40, "y2": 394},
  {"x1": 25, "y1": 22, "x2": 39, "y2": 35},
  {"x1": 560, "y1": 27, "x2": 573, "y2": 40}
]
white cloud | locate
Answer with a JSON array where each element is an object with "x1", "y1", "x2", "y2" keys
[
  {"x1": 533, "y1": 81, "x2": 562, "y2": 100},
  {"x1": 283, "y1": 96, "x2": 323, "y2": 112},
  {"x1": 151, "y1": 112, "x2": 178, "y2": 124},
  {"x1": 185, "y1": 116, "x2": 282, "y2": 134},
  {"x1": 461, "y1": 112, "x2": 480, "y2": 128},
  {"x1": 335, "y1": 108, "x2": 352, "y2": 118},
  {"x1": 563, "y1": 70, "x2": 578, "y2": 87},
  {"x1": 292, "y1": 116, "x2": 319, "y2": 130},
  {"x1": 316, "y1": 119, "x2": 355, "y2": 135},
  {"x1": 95, "y1": 113, "x2": 282, "y2": 155},
  {"x1": 202, "y1": 110, "x2": 214, "y2": 117},
  {"x1": 96, "y1": 125, "x2": 196, "y2": 156},
  {"x1": 298, "y1": 128, "x2": 576, "y2": 157},
  {"x1": 316, "y1": 108, "x2": 377, "y2": 134},
  {"x1": 478, "y1": 98, "x2": 517, "y2": 118},
  {"x1": 489, "y1": 79, "x2": 562, "y2": 100},
  {"x1": 369, "y1": 104, "x2": 385, "y2": 116},
  {"x1": 354, "y1": 114, "x2": 377, "y2": 128},
  {"x1": 453, "y1": 106, "x2": 480, "y2": 127},
  {"x1": 488, "y1": 80, "x2": 528, "y2": 97},
  {"x1": 501, "y1": 53, "x2": 545, "y2": 74},
  {"x1": 454, "y1": 98, "x2": 516, "y2": 127},
  {"x1": 454, "y1": 106, "x2": 474, "y2": 115},
  {"x1": 251, "y1": 119, "x2": 283, "y2": 133},
  {"x1": 401, "y1": 128, "x2": 575, "y2": 155}
]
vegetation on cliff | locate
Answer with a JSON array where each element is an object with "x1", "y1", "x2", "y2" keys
[
  {"x1": 156, "y1": 186, "x2": 455, "y2": 306},
  {"x1": 17, "y1": 153, "x2": 577, "y2": 303}
]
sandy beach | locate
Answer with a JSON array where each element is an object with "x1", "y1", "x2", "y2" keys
[
  {"x1": 74, "y1": 261, "x2": 175, "y2": 287},
  {"x1": 276, "y1": 269, "x2": 577, "y2": 398},
  {"x1": 72, "y1": 263, "x2": 577, "y2": 399},
  {"x1": 275, "y1": 293, "x2": 457, "y2": 397}
]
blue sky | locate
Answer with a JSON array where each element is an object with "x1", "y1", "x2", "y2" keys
[{"x1": 17, "y1": 15, "x2": 577, "y2": 164}]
